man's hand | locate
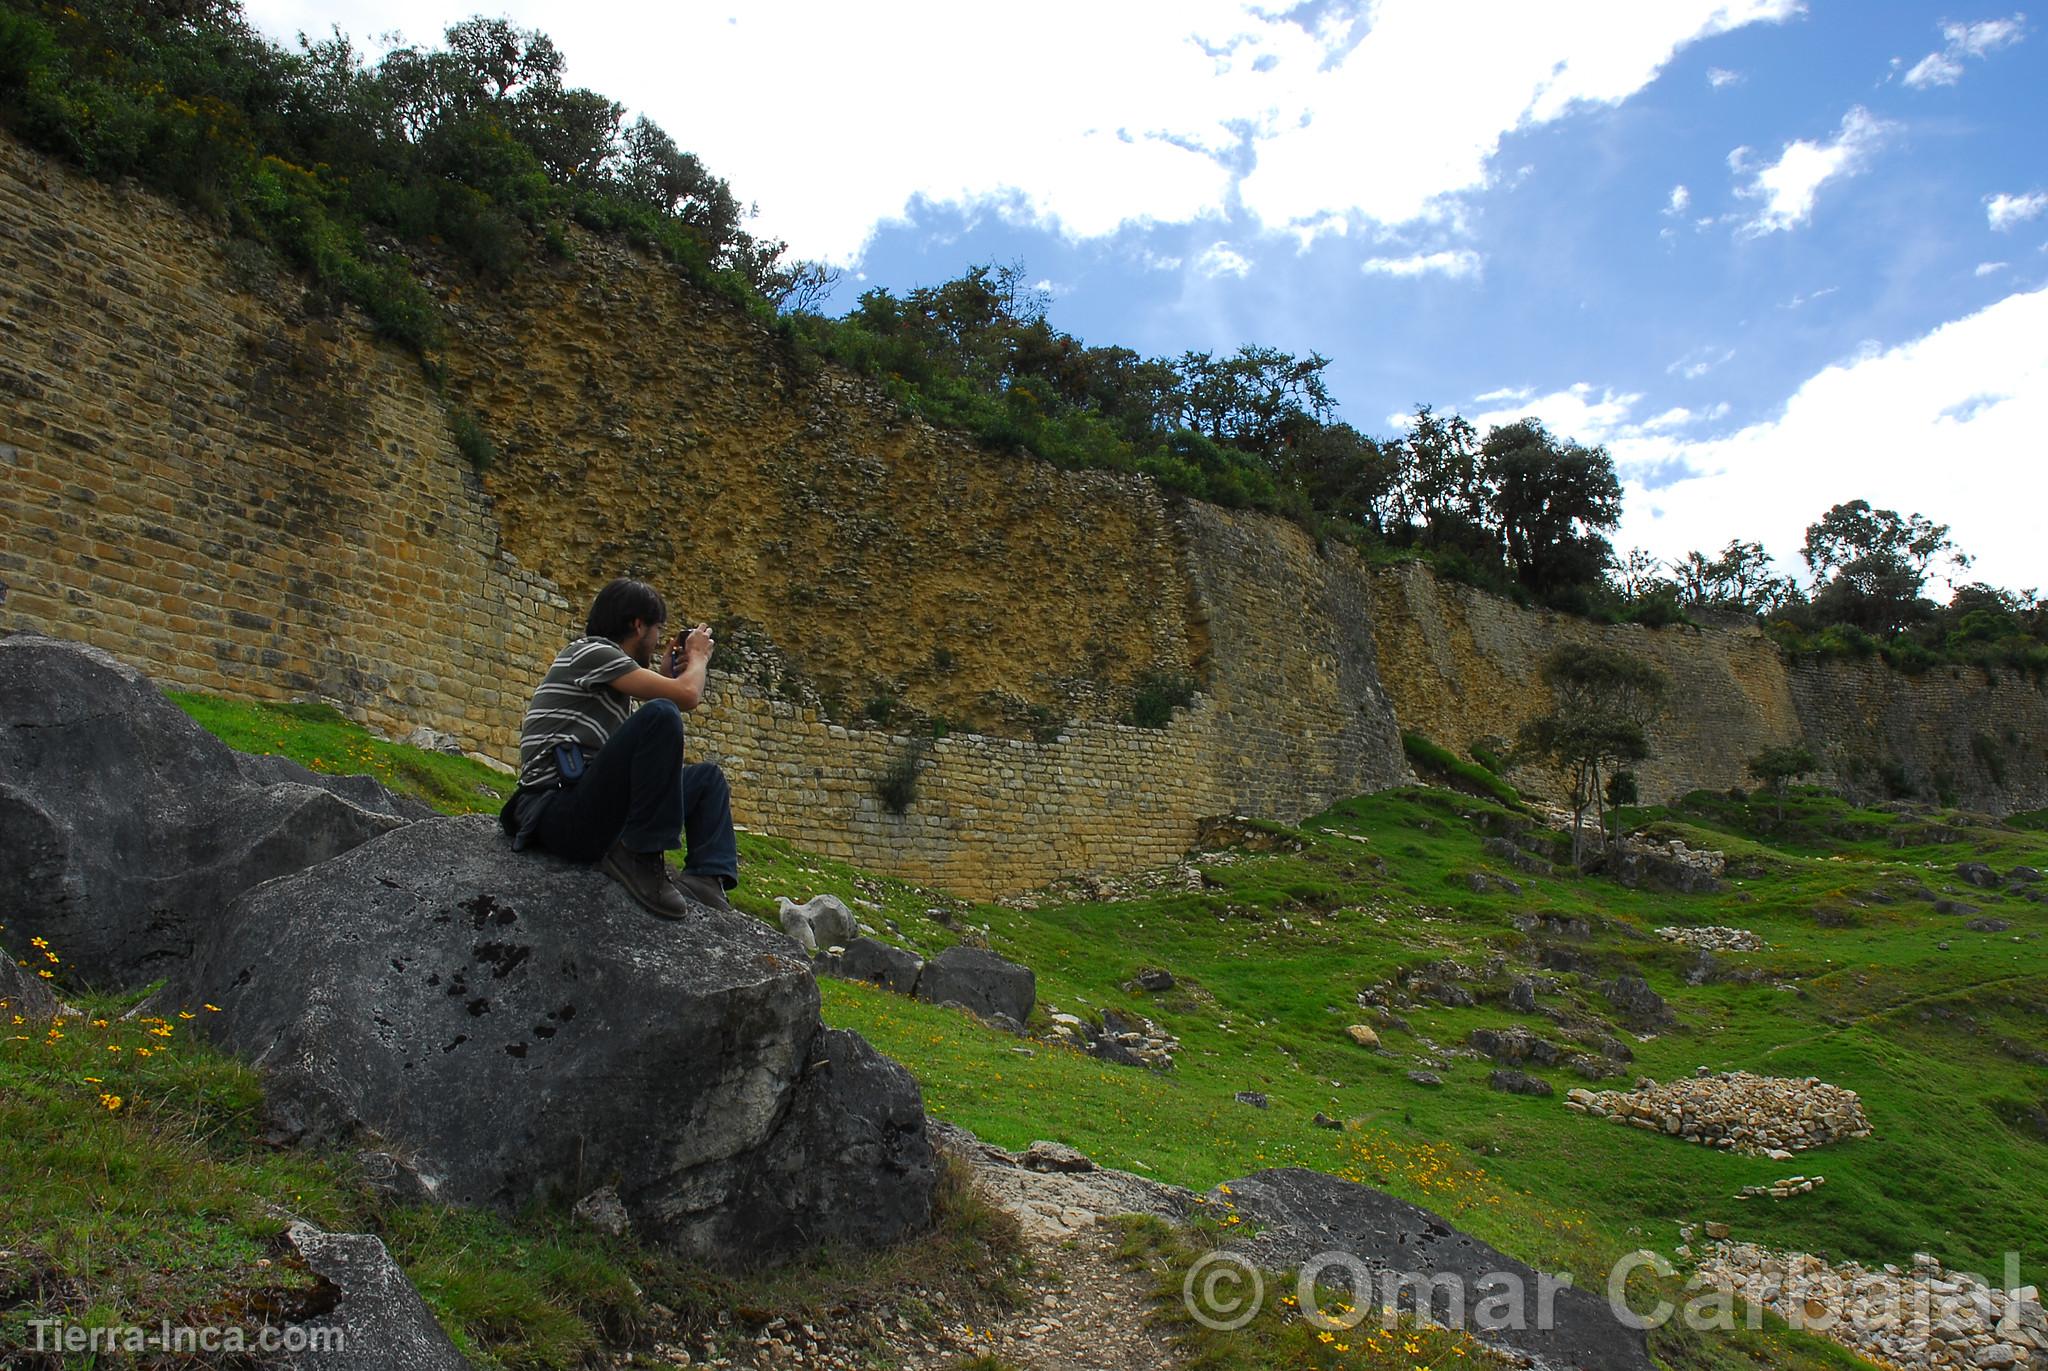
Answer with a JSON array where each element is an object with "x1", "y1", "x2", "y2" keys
[
  {"x1": 623, "y1": 623, "x2": 713, "y2": 710},
  {"x1": 682, "y1": 623, "x2": 714, "y2": 668}
]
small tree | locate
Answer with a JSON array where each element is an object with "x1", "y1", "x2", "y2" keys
[
  {"x1": 1747, "y1": 745, "x2": 1817, "y2": 819},
  {"x1": 1517, "y1": 645, "x2": 1667, "y2": 866}
]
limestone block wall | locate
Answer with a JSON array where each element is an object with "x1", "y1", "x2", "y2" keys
[
  {"x1": 1366, "y1": 561, "x2": 1809, "y2": 805},
  {"x1": 1174, "y1": 504, "x2": 1412, "y2": 819},
  {"x1": 0, "y1": 135, "x2": 573, "y2": 753},
  {"x1": 1788, "y1": 656, "x2": 2048, "y2": 813},
  {"x1": 0, "y1": 132, "x2": 1384, "y2": 895}
]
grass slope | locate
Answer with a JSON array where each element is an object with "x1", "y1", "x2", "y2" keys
[{"x1": 5, "y1": 691, "x2": 2044, "y2": 1369}]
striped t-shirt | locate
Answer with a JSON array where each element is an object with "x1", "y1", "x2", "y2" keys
[{"x1": 516, "y1": 636, "x2": 642, "y2": 790}]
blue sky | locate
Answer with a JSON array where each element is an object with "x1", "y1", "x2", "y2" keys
[{"x1": 243, "y1": 0, "x2": 2047, "y2": 591}]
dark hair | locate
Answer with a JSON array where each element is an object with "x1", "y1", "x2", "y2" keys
[{"x1": 585, "y1": 578, "x2": 666, "y2": 642}]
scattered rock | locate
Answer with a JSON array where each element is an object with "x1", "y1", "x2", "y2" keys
[
  {"x1": 1020, "y1": 1140, "x2": 1094, "y2": 1174},
  {"x1": 1466, "y1": 871, "x2": 1523, "y2": 896},
  {"x1": 1311, "y1": 1111, "x2": 1344, "y2": 1130},
  {"x1": 1406, "y1": 1071, "x2": 1444, "y2": 1088},
  {"x1": 1967, "y1": 918, "x2": 2014, "y2": 933},
  {"x1": 1489, "y1": 1069, "x2": 1554, "y2": 1097},
  {"x1": 1935, "y1": 899, "x2": 1982, "y2": 917},
  {"x1": 915, "y1": 944, "x2": 1035, "y2": 1025},
  {"x1": 1565, "y1": 1071, "x2": 1871, "y2": 1155},
  {"x1": 1695, "y1": 1242, "x2": 2046, "y2": 1371},
  {"x1": 776, "y1": 894, "x2": 859, "y2": 955},
  {"x1": 1957, "y1": 862, "x2": 2001, "y2": 889},
  {"x1": 159, "y1": 816, "x2": 936, "y2": 1266},
  {"x1": 1469, "y1": 1025, "x2": 1580, "y2": 1068},
  {"x1": 1481, "y1": 836, "x2": 1556, "y2": 875},
  {"x1": 572, "y1": 1187, "x2": 630, "y2": 1237},
  {"x1": 0, "y1": 635, "x2": 408, "y2": 987},
  {"x1": 1134, "y1": 967, "x2": 1175, "y2": 992},
  {"x1": 1345, "y1": 1023, "x2": 1381, "y2": 1049},
  {"x1": 1610, "y1": 836, "x2": 1727, "y2": 894},
  {"x1": 1044, "y1": 1004, "x2": 1179, "y2": 1069},
  {"x1": 1508, "y1": 978, "x2": 1538, "y2": 1013},
  {"x1": 815, "y1": 935, "x2": 923, "y2": 995},
  {"x1": 2009, "y1": 866, "x2": 2043, "y2": 884},
  {"x1": 1658, "y1": 925, "x2": 1765, "y2": 952},
  {"x1": 1603, "y1": 973, "x2": 1677, "y2": 1029},
  {"x1": 280, "y1": 1220, "x2": 470, "y2": 1370},
  {"x1": 1234, "y1": 1090, "x2": 1269, "y2": 1109}
]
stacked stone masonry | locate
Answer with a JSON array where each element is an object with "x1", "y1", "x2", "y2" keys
[{"x1": 1, "y1": 131, "x2": 2040, "y2": 898}]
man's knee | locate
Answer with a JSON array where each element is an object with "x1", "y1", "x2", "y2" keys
[
  {"x1": 683, "y1": 760, "x2": 729, "y2": 800},
  {"x1": 635, "y1": 697, "x2": 684, "y2": 738}
]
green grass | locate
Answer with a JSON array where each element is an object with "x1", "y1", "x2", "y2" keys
[
  {"x1": 11, "y1": 690, "x2": 2048, "y2": 1368},
  {"x1": 1403, "y1": 731, "x2": 1525, "y2": 809},
  {"x1": 168, "y1": 692, "x2": 514, "y2": 815}
]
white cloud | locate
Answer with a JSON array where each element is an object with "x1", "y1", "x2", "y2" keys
[
  {"x1": 1195, "y1": 242, "x2": 1254, "y2": 278},
  {"x1": 1707, "y1": 66, "x2": 1744, "y2": 87},
  {"x1": 236, "y1": 0, "x2": 1808, "y2": 264},
  {"x1": 1784, "y1": 285, "x2": 1840, "y2": 309},
  {"x1": 1987, "y1": 190, "x2": 2048, "y2": 230},
  {"x1": 1608, "y1": 287, "x2": 2048, "y2": 591},
  {"x1": 1469, "y1": 382, "x2": 1647, "y2": 445},
  {"x1": 1665, "y1": 184, "x2": 1693, "y2": 216},
  {"x1": 1360, "y1": 248, "x2": 1484, "y2": 280},
  {"x1": 1735, "y1": 107, "x2": 1890, "y2": 235},
  {"x1": 1473, "y1": 385, "x2": 1535, "y2": 404},
  {"x1": 1903, "y1": 14, "x2": 2027, "y2": 88},
  {"x1": 1668, "y1": 346, "x2": 1736, "y2": 379},
  {"x1": 1976, "y1": 261, "x2": 2010, "y2": 277}
]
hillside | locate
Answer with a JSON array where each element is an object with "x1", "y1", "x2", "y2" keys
[{"x1": 6, "y1": 691, "x2": 2042, "y2": 1369}]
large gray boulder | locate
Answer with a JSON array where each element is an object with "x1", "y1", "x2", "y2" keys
[
  {"x1": 1217, "y1": 1168, "x2": 1655, "y2": 1371},
  {"x1": 817, "y1": 935, "x2": 924, "y2": 995},
  {"x1": 155, "y1": 816, "x2": 936, "y2": 1266},
  {"x1": 914, "y1": 944, "x2": 1035, "y2": 1024},
  {"x1": 0, "y1": 636, "x2": 408, "y2": 987}
]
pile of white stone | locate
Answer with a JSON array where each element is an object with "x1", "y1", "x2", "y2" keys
[
  {"x1": 1693, "y1": 1244, "x2": 2046, "y2": 1369},
  {"x1": 1658, "y1": 925, "x2": 1766, "y2": 952},
  {"x1": 1565, "y1": 1069, "x2": 1872, "y2": 1156},
  {"x1": 1738, "y1": 1173, "x2": 1825, "y2": 1200},
  {"x1": 1045, "y1": 1006, "x2": 1180, "y2": 1069}
]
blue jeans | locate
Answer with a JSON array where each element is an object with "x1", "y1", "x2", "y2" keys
[{"x1": 529, "y1": 700, "x2": 739, "y2": 888}]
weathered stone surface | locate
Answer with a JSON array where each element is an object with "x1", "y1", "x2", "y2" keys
[
  {"x1": 0, "y1": 635, "x2": 405, "y2": 988},
  {"x1": 278, "y1": 1221, "x2": 470, "y2": 1370},
  {"x1": 777, "y1": 894, "x2": 859, "y2": 955},
  {"x1": 1216, "y1": 1168, "x2": 1655, "y2": 1371},
  {"x1": 1346, "y1": 1023, "x2": 1381, "y2": 1048},
  {"x1": 157, "y1": 816, "x2": 935, "y2": 1265},
  {"x1": 1489, "y1": 1069, "x2": 1554, "y2": 1097},
  {"x1": 1603, "y1": 973, "x2": 1677, "y2": 1029},
  {"x1": 1957, "y1": 862, "x2": 2001, "y2": 889},
  {"x1": 235, "y1": 751, "x2": 438, "y2": 823},
  {"x1": 0, "y1": 948, "x2": 60, "y2": 1018},
  {"x1": 915, "y1": 944, "x2": 1035, "y2": 1024},
  {"x1": 816, "y1": 935, "x2": 923, "y2": 995}
]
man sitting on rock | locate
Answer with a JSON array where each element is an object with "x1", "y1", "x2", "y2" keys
[{"x1": 501, "y1": 577, "x2": 737, "y2": 918}]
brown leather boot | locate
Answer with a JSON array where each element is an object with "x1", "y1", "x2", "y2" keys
[
  {"x1": 672, "y1": 871, "x2": 734, "y2": 913},
  {"x1": 601, "y1": 842, "x2": 690, "y2": 920}
]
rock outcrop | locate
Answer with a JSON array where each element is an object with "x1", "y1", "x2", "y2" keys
[
  {"x1": 914, "y1": 944, "x2": 1036, "y2": 1024},
  {"x1": 1214, "y1": 1168, "x2": 1656, "y2": 1371},
  {"x1": 1, "y1": 944, "x2": 60, "y2": 1018},
  {"x1": 157, "y1": 815, "x2": 936, "y2": 1266},
  {"x1": 278, "y1": 1221, "x2": 471, "y2": 1370},
  {"x1": 0, "y1": 635, "x2": 408, "y2": 987}
]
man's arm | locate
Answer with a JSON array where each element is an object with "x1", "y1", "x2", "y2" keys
[{"x1": 614, "y1": 624, "x2": 711, "y2": 710}]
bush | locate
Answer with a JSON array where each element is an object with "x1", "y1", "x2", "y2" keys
[
  {"x1": 1124, "y1": 670, "x2": 1197, "y2": 728},
  {"x1": 876, "y1": 740, "x2": 929, "y2": 815},
  {"x1": 448, "y1": 408, "x2": 497, "y2": 472}
]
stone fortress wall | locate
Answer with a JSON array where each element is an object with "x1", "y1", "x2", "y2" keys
[{"x1": 1, "y1": 131, "x2": 2039, "y2": 897}]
